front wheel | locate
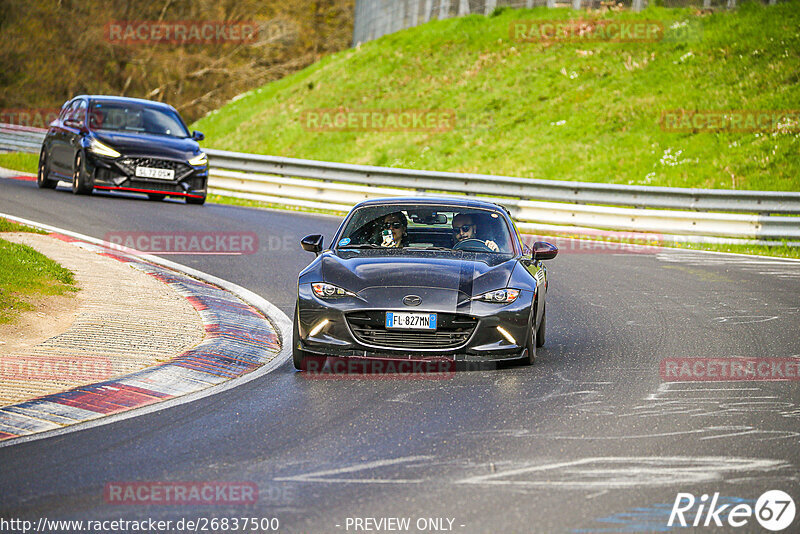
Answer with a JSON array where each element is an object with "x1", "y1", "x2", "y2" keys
[
  {"x1": 37, "y1": 149, "x2": 57, "y2": 189},
  {"x1": 292, "y1": 306, "x2": 310, "y2": 371},
  {"x1": 71, "y1": 152, "x2": 93, "y2": 195},
  {"x1": 522, "y1": 322, "x2": 536, "y2": 366},
  {"x1": 536, "y1": 304, "x2": 546, "y2": 348}
]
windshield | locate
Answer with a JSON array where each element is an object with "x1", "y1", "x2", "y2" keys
[
  {"x1": 337, "y1": 204, "x2": 515, "y2": 254},
  {"x1": 88, "y1": 101, "x2": 190, "y2": 138}
]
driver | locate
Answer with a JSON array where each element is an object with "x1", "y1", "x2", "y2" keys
[
  {"x1": 452, "y1": 213, "x2": 499, "y2": 252},
  {"x1": 379, "y1": 211, "x2": 408, "y2": 248}
]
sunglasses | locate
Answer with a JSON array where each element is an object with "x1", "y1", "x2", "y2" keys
[
  {"x1": 452, "y1": 224, "x2": 474, "y2": 233},
  {"x1": 383, "y1": 221, "x2": 404, "y2": 229}
]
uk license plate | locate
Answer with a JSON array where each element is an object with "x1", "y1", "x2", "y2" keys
[
  {"x1": 135, "y1": 166, "x2": 174, "y2": 180},
  {"x1": 385, "y1": 312, "x2": 437, "y2": 330}
]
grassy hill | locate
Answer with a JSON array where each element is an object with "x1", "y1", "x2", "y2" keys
[{"x1": 193, "y1": 2, "x2": 800, "y2": 192}]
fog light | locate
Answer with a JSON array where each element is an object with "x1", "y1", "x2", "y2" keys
[
  {"x1": 309, "y1": 319, "x2": 330, "y2": 337},
  {"x1": 496, "y1": 326, "x2": 516, "y2": 345}
]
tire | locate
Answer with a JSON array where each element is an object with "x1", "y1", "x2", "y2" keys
[
  {"x1": 37, "y1": 149, "x2": 57, "y2": 189},
  {"x1": 522, "y1": 318, "x2": 536, "y2": 366},
  {"x1": 71, "y1": 152, "x2": 93, "y2": 195},
  {"x1": 147, "y1": 193, "x2": 166, "y2": 201},
  {"x1": 185, "y1": 195, "x2": 206, "y2": 205},
  {"x1": 536, "y1": 304, "x2": 546, "y2": 348},
  {"x1": 292, "y1": 306, "x2": 310, "y2": 371}
]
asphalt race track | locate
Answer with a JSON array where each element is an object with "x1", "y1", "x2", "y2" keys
[{"x1": 1, "y1": 179, "x2": 799, "y2": 533}]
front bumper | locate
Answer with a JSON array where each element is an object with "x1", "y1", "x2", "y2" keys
[
  {"x1": 295, "y1": 285, "x2": 534, "y2": 362},
  {"x1": 86, "y1": 153, "x2": 208, "y2": 198}
]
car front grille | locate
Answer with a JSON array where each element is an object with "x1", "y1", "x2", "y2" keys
[
  {"x1": 115, "y1": 157, "x2": 194, "y2": 181},
  {"x1": 346, "y1": 311, "x2": 476, "y2": 349}
]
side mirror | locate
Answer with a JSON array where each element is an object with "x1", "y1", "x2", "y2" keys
[
  {"x1": 533, "y1": 241, "x2": 558, "y2": 261},
  {"x1": 64, "y1": 118, "x2": 83, "y2": 129},
  {"x1": 301, "y1": 234, "x2": 323, "y2": 255},
  {"x1": 192, "y1": 131, "x2": 205, "y2": 141}
]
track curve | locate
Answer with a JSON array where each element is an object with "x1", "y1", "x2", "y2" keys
[{"x1": 1, "y1": 178, "x2": 799, "y2": 533}]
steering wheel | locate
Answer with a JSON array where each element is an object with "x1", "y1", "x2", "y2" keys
[{"x1": 453, "y1": 238, "x2": 492, "y2": 252}]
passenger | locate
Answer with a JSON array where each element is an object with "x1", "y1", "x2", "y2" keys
[
  {"x1": 452, "y1": 213, "x2": 499, "y2": 251},
  {"x1": 380, "y1": 211, "x2": 408, "y2": 248}
]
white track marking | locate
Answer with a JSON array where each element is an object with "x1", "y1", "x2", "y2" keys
[
  {"x1": 657, "y1": 251, "x2": 800, "y2": 280},
  {"x1": 456, "y1": 457, "x2": 790, "y2": 489},
  {"x1": 274, "y1": 456, "x2": 433, "y2": 484}
]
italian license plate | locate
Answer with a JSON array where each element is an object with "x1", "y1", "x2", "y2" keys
[
  {"x1": 135, "y1": 166, "x2": 174, "y2": 180},
  {"x1": 385, "y1": 312, "x2": 437, "y2": 330}
]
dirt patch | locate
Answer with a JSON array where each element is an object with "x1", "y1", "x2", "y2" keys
[{"x1": 0, "y1": 292, "x2": 79, "y2": 356}]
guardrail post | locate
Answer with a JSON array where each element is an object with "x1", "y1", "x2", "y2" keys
[
  {"x1": 703, "y1": 0, "x2": 711, "y2": 7},
  {"x1": 547, "y1": 0, "x2": 555, "y2": 9},
  {"x1": 572, "y1": 0, "x2": 582, "y2": 9},
  {"x1": 632, "y1": 0, "x2": 643, "y2": 12},
  {"x1": 727, "y1": 0, "x2": 737, "y2": 8},
  {"x1": 458, "y1": 0, "x2": 469, "y2": 16},
  {"x1": 485, "y1": 0, "x2": 497, "y2": 15},
  {"x1": 423, "y1": 0, "x2": 433, "y2": 23}
]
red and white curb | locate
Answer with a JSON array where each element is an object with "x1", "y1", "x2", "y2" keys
[{"x1": 0, "y1": 213, "x2": 291, "y2": 447}]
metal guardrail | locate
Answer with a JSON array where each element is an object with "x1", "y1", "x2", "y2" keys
[
  {"x1": 0, "y1": 124, "x2": 46, "y2": 153},
  {"x1": 2, "y1": 124, "x2": 798, "y2": 242},
  {"x1": 205, "y1": 149, "x2": 800, "y2": 215},
  {"x1": 207, "y1": 167, "x2": 800, "y2": 241}
]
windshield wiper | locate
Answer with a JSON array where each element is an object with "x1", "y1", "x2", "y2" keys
[
  {"x1": 339, "y1": 243, "x2": 382, "y2": 249},
  {"x1": 410, "y1": 246, "x2": 455, "y2": 252}
]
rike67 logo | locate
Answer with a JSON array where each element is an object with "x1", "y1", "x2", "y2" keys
[{"x1": 669, "y1": 490, "x2": 795, "y2": 531}]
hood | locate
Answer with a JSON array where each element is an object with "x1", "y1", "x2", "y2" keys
[
  {"x1": 323, "y1": 250, "x2": 517, "y2": 297},
  {"x1": 92, "y1": 131, "x2": 199, "y2": 160}
]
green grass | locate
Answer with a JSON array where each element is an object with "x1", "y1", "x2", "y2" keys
[
  {"x1": 668, "y1": 240, "x2": 800, "y2": 259},
  {"x1": 0, "y1": 152, "x2": 37, "y2": 174},
  {"x1": 193, "y1": 2, "x2": 800, "y2": 192},
  {"x1": 0, "y1": 217, "x2": 46, "y2": 234},
  {"x1": 0, "y1": 238, "x2": 77, "y2": 324}
]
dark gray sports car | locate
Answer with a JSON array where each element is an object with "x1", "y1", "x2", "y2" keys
[{"x1": 293, "y1": 197, "x2": 557, "y2": 371}]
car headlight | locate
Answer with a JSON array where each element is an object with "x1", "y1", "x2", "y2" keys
[
  {"x1": 312, "y1": 282, "x2": 355, "y2": 299},
  {"x1": 188, "y1": 152, "x2": 208, "y2": 166},
  {"x1": 88, "y1": 138, "x2": 121, "y2": 158},
  {"x1": 473, "y1": 288, "x2": 520, "y2": 304}
]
